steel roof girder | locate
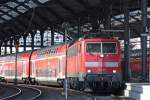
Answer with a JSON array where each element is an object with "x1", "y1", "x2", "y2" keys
[{"x1": 56, "y1": 0, "x2": 77, "y2": 17}]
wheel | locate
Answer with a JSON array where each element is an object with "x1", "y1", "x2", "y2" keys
[
  {"x1": 78, "y1": 82, "x2": 85, "y2": 91},
  {"x1": 69, "y1": 78, "x2": 76, "y2": 89},
  {"x1": 69, "y1": 78, "x2": 84, "y2": 90},
  {"x1": 112, "y1": 89, "x2": 124, "y2": 96},
  {"x1": 30, "y1": 78, "x2": 36, "y2": 85}
]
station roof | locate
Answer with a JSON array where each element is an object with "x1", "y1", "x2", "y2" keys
[{"x1": 0, "y1": 0, "x2": 150, "y2": 41}]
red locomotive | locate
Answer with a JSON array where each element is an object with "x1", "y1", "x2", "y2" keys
[{"x1": 0, "y1": 34, "x2": 125, "y2": 93}]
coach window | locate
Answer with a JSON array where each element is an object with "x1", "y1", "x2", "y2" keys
[
  {"x1": 75, "y1": 45, "x2": 78, "y2": 56},
  {"x1": 0, "y1": 64, "x2": 2, "y2": 70}
]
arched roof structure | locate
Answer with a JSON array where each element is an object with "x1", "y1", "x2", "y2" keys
[{"x1": 0, "y1": 0, "x2": 149, "y2": 40}]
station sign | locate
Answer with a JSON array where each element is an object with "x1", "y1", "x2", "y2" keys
[{"x1": 141, "y1": 26, "x2": 150, "y2": 36}]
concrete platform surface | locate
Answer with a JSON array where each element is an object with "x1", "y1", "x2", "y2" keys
[{"x1": 125, "y1": 83, "x2": 150, "y2": 100}]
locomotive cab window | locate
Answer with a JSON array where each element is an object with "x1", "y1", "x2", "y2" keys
[
  {"x1": 86, "y1": 42, "x2": 117, "y2": 54},
  {"x1": 86, "y1": 43, "x2": 101, "y2": 53},
  {"x1": 102, "y1": 43, "x2": 117, "y2": 54}
]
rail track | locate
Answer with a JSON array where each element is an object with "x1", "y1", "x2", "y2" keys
[
  {"x1": 0, "y1": 83, "x2": 133, "y2": 100},
  {"x1": 0, "y1": 83, "x2": 42, "y2": 100},
  {"x1": 31, "y1": 85, "x2": 133, "y2": 100},
  {"x1": 0, "y1": 84, "x2": 21, "y2": 100}
]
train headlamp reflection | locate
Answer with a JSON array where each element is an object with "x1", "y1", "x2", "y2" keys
[
  {"x1": 100, "y1": 54, "x2": 104, "y2": 57},
  {"x1": 113, "y1": 70, "x2": 116, "y2": 73},
  {"x1": 87, "y1": 69, "x2": 91, "y2": 73}
]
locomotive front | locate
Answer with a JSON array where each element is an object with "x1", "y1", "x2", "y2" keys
[{"x1": 83, "y1": 38, "x2": 125, "y2": 92}]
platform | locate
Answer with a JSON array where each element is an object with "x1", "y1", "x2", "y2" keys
[{"x1": 124, "y1": 83, "x2": 150, "y2": 100}]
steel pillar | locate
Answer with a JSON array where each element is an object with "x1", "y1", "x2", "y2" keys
[
  {"x1": 105, "y1": 4, "x2": 112, "y2": 30},
  {"x1": 14, "y1": 39, "x2": 19, "y2": 85},
  {"x1": 4, "y1": 41, "x2": 7, "y2": 55},
  {"x1": 91, "y1": 17, "x2": 99, "y2": 32},
  {"x1": 63, "y1": 31, "x2": 65, "y2": 42},
  {"x1": 31, "y1": 31, "x2": 35, "y2": 50},
  {"x1": 141, "y1": 0, "x2": 148, "y2": 82},
  {"x1": 10, "y1": 39, "x2": 12, "y2": 54},
  {"x1": 40, "y1": 29, "x2": 44, "y2": 48},
  {"x1": 0, "y1": 42, "x2": 1, "y2": 55},
  {"x1": 78, "y1": 17, "x2": 81, "y2": 38},
  {"x1": 51, "y1": 26, "x2": 54, "y2": 45},
  {"x1": 23, "y1": 35, "x2": 27, "y2": 51},
  {"x1": 62, "y1": 22, "x2": 69, "y2": 100},
  {"x1": 123, "y1": 0, "x2": 131, "y2": 82}
]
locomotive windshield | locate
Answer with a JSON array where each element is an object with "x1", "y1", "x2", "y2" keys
[
  {"x1": 86, "y1": 43, "x2": 101, "y2": 53},
  {"x1": 86, "y1": 42, "x2": 117, "y2": 54},
  {"x1": 102, "y1": 43, "x2": 116, "y2": 53}
]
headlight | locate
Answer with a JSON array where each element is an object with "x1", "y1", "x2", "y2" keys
[
  {"x1": 87, "y1": 69, "x2": 92, "y2": 73},
  {"x1": 87, "y1": 69, "x2": 91, "y2": 73},
  {"x1": 113, "y1": 70, "x2": 116, "y2": 73},
  {"x1": 100, "y1": 54, "x2": 104, "y2": 57}
]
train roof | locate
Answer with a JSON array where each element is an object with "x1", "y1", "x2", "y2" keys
[
  {"x1": 0, "y1": 36, "x2": 120, "y2": 61},
  {"x1": 31, "y1": 43, "x2": 67, "y2": 60},
  {"x1": 79, "y1": 33, "x2": 119, "y2": 39}
]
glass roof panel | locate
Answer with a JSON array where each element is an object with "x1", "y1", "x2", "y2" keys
[
  {"x1": 17, "y1": 6, "x2": 27, "y2": 13},
  {"x1": 1, "y1": 15, "x2": 11, "y2": 20},
  {"x1": 147, "y1": 7, "x2": 150, "y2": 12},
  {"x1": 8, "y1": 11, "x2": 19, "y2": 17},
  {"x1": 129, "y1": 18, "x2": 136, "y2": 23},
  {"x1": 18, "y1": 0, "x2": 26, "y2": 2},
  {"x1": 0, "y1": 6, "x2": 10, "y2": 12},
  {"x1": 38, "y1": 0, "x2": 49, "y2": 3},
  {"x1": 7, "y1": 2, "x2": 18, "y2": 8},
  {"x1": 114, "y1": 14, "x2": 124, "y2": 19},
  {"x1": 130, "y1": 10, "x2": 141, "y2": 16},
  {"x1": 134, "y1": 15, "x2": 141, "y2": 20},
  {"x1": 0, "y1": 19, "x2": 4, "y2": 23},
  {"x1": 0, "y1": 12, "x2": 3, "y2": 15},
  {"x1": 147, "y1": 15, "x2": 150, "y2": 18},
  {"x1": 25, "y1": 0, "x2": 37, "y2": 8},
  {"x1": 112, "y1": 20, "x2": 122, "y2": 26}
]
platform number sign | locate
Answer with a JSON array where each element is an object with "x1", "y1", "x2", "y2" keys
[
  {"x1": 141, "y1": 26, "x2": 150, "y2": 36},
  {"x1": 145, "y1": 26, "x2": 149, "y2": 33}
]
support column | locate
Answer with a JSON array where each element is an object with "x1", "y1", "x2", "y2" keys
[
  {"x1": 105, "y1": 4, "x2": 112, "y2": 29},
  {"x1": 124, "y1": 0, "x2": 131, "y2": 82},
  {"x1": 141, "y1": 0, "x2": 148, "y2": 82},
  {"x1": 4, "y1": 41, "x2": 7, "y2": 55},
  {"x1": 0, "y1": 42, "x2": 2, "y2": 55},
  {"x1": 40, "y1": 29, "x2": 44, "y2": 48},
  {"x1": 63, "y1": 30, "x2": 65, "y2": 42},
  {"x1": 23, "y1": 35, "x2": 27, "y2": 51},
  {"x1": 78, "y1": 17, "x2": 81, "y2": 38},
  {"x1": 14, "y1": 38, "x2": 19, "y2": 85},
  {"x1": 31, "y1": 31, "x2": 35, "y2": 50},
  {"x1": 91, "y1": 17, "x2": 99, "y2": 32},
  {"x1": 10, "y1": 39, "x2": 12, "y2": 54},
  {"x1": 51, "y1": 26, "x2": 54, "y2": 46}
]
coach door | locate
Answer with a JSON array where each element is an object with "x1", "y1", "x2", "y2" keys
[
  {"x1": 58, "y1": 58, "x2": 63, "y2": 79},
  {"x1": 22, "y1": 61, "x2": 26, "y2": 78}
]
